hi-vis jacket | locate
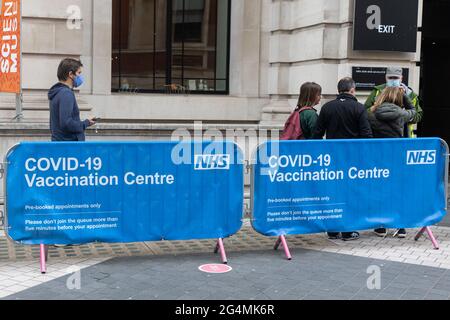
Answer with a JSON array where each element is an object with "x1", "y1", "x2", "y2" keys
[{"x1": 364, "y1": 84, "x2": 423, "y2": 138}]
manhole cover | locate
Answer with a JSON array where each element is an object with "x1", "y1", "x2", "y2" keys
[{"x1": 198, "y1": 264, "x2": 232, "y2": 274}]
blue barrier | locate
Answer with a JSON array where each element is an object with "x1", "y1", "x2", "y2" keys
[
  {"x1": 251, "y1": 138, "x2": 449, "y2": 259},
  {"x1": 4, "y1": 141, "x2": 244, "y2": 270},
  {"x1": 3, "y1": 138, "x2": 448, "y2": 270}
]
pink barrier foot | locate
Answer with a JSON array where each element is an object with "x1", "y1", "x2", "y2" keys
[
  {"x1": 415, "y1": 227, "x2": 439, "y2": 250},
  {"x1": 40, "y1": 244, "x2": 47, "y2": 274},
  {"x1": 425, "y1": 227, "x2": 440, "y2": 250},
  {"x1": 280, "y1": 235, "x2": 292, "y2": 261},
  {"x1": 217, "y1": 238, "x2": 228, "y2": 264}
]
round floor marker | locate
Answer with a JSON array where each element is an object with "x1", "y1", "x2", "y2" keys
[{"x1": 199, "y1": 264, "x2": 232, "y2": 274}]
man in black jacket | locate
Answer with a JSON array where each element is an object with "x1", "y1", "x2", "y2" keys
[
  {"x1": 49, "y1": 58, "x2": 96, "y2": 141},
  {"x1": 313, "y1": 77, "x2": 373, "y2": 140},
  {"x1": 313, "y1": 77, "x2": 373, "y2": 241}
]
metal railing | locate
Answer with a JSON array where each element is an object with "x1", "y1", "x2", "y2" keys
[
  {"x1": 0, "y1": 201, "x2": 3, "y2": 228},
  {"x1": 0, "y1": 162, "x2": 4, "y2": 228}
]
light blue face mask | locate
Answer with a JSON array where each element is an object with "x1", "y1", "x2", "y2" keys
[
  {"x1": 387, "y1": 79, "x2": 401, "y2": 87},
  {"x1": 73, "y1": 74, "x2": 85, "y2": 88}
]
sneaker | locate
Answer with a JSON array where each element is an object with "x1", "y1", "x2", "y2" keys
[
  {"x1": 374, "y1": 228, "x2": 387, "y2": 237},
  {"x1": 327, "y1": 232, "x2": 341, "y2": 240},
  {"x1": 394, "y1": 229, "x2": 406, "y2": 238},
  {"x1": 342, "y1": 232, "x2": 360, "y2": 241}
]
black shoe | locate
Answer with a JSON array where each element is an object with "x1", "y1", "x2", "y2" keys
[
  {"x1": 374, "y1": 228, "x2": 387, "y2": 237},
  {"x1": 327, "y1": 232, "x2": 340, "y2": 240},
  {"x1": 342, "y1": 232, "x2": 360, "y2": 241},
  {"x1": 394, "y1": 229, "x2": 406, "y2": 238}
]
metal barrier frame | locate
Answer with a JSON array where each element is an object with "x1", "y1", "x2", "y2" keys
[
  {"x1": 2, "y1": 144, "x2": 18, "y2": 246},
  {"x1": 413, "y1": 139, "x2": 450, "y2": 249},
  {"x1": 0, "y1": 161, "x2": 5, "y2": 227},
  {"x1": 250, "y1": 138, "x2": 450, "y2": 260},
  {"x1": 249, "y1": 140, "x2": 292, "y2": 260}
]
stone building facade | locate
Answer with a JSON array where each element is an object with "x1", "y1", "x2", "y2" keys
[{"x1": 0, "y1": 0, "x2": 430, "y2": 209}]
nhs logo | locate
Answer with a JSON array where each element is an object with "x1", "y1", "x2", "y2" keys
[
  {"x1": 194, "y1": 154, "x2": 230, "y2": 170},
  {"x1": 407, "y1": 150, "x2": 437, "y2": 165}
]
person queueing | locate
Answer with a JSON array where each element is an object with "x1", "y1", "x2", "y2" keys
[
  {"x1": 313, "y1": 77, "x2": 373, "y2": 241},
  {"x1": 365, "y1": 66, "x2": 423, "y2": 237},
  {"x1": 365, "y1": 66, "x2": 423, "y2": 138},
  {"x1": 368, "y1": 87, "x2": 416, "y2": 238},
  {"x1": 49, "y1": 58, "x2": 96, "y2": 142},
  {"x1": 48, "y1": 58, "x2": 96, "y2": 247},
  {"x1": 280, "y1": 82, "x2": 322, "y2": 140}
]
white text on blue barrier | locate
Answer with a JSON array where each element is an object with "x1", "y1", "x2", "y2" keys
[
  {"x1": 267, "y1": 154, "x2": 390, "y2": 182},
  {"x1": 23, "y1": 157, "x2": 175, "y2": 188}
]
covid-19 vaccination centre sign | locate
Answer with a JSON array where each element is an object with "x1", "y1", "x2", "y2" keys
[
  {"x1": 4, "y1": 141, "x2": 244, "y2": 245},
  {"x1": 2, "y1": 138, "x2": 448, "y2": 270},
  {"x1": 251, "y1": 138, "x2": 448, "y2": 237}
]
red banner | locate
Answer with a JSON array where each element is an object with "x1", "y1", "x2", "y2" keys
[{"x1": 0, "y1": 0, "x2": 21, "y2": 93}]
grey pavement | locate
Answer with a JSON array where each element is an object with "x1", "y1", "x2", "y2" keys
[
  {"x1": 1, "y1": 196, "x2": 449, "y2": 300},
  {"x1": 4, "y1": 248, "x2": 450, "y2": 300}
]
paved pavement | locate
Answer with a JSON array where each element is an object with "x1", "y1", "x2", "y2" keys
[
  {"x1": 0, "y1": 257, "x2": 108, "y2": 298},
  {"x1": 0, "y1": 222, "x2": 450, "y2": 300},
  {"x1": 4, "y1": 248, "x2": 450, "y2": 300},
  {"x1": 0, "y1": 197, "x2": 449, "y2": 300}
]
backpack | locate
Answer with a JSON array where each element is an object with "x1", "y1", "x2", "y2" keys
[{"x1": 280, "y1": 106, "x2": 314, "y2": 140}]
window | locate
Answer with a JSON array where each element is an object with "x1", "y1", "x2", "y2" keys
[
  {"x1": 112, "y1": 0, "x2": 231, "y2": 94},
  {"x1": 173, "y1": 0, "x2": 204, "y2": 42}
]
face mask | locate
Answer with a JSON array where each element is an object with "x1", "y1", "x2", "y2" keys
[
  {"x1": 72, "y1": 74, "x2": 85, "y2": 88},
  {"x1": 387, "y1": 79, "x2": 401, "y2": 87}
]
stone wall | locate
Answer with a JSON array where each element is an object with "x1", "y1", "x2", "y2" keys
[
  {"x1": 1, "y1": 0, "x2": 270, "y2": 124},
  {"x1": 261, "y1": 0, "x2": 423, "y2": 123},
  {"x1": 1, "y1": 0, "x2": 424, "y2": 124}
]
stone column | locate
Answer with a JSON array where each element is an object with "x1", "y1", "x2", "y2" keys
[
  {"x1": 92, "y1": 0, "x2": 112, "y2": 95},
  {"x1": 260, "y1": 0, "x2": 296, "y2": 126},
  {"x1": 229, "y1": 0, "x2": 261, "y2": 98}
]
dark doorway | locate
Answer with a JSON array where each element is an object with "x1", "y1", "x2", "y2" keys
[{"x1": 419, "y1": 0, "x2": 450, "y2": 144}]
